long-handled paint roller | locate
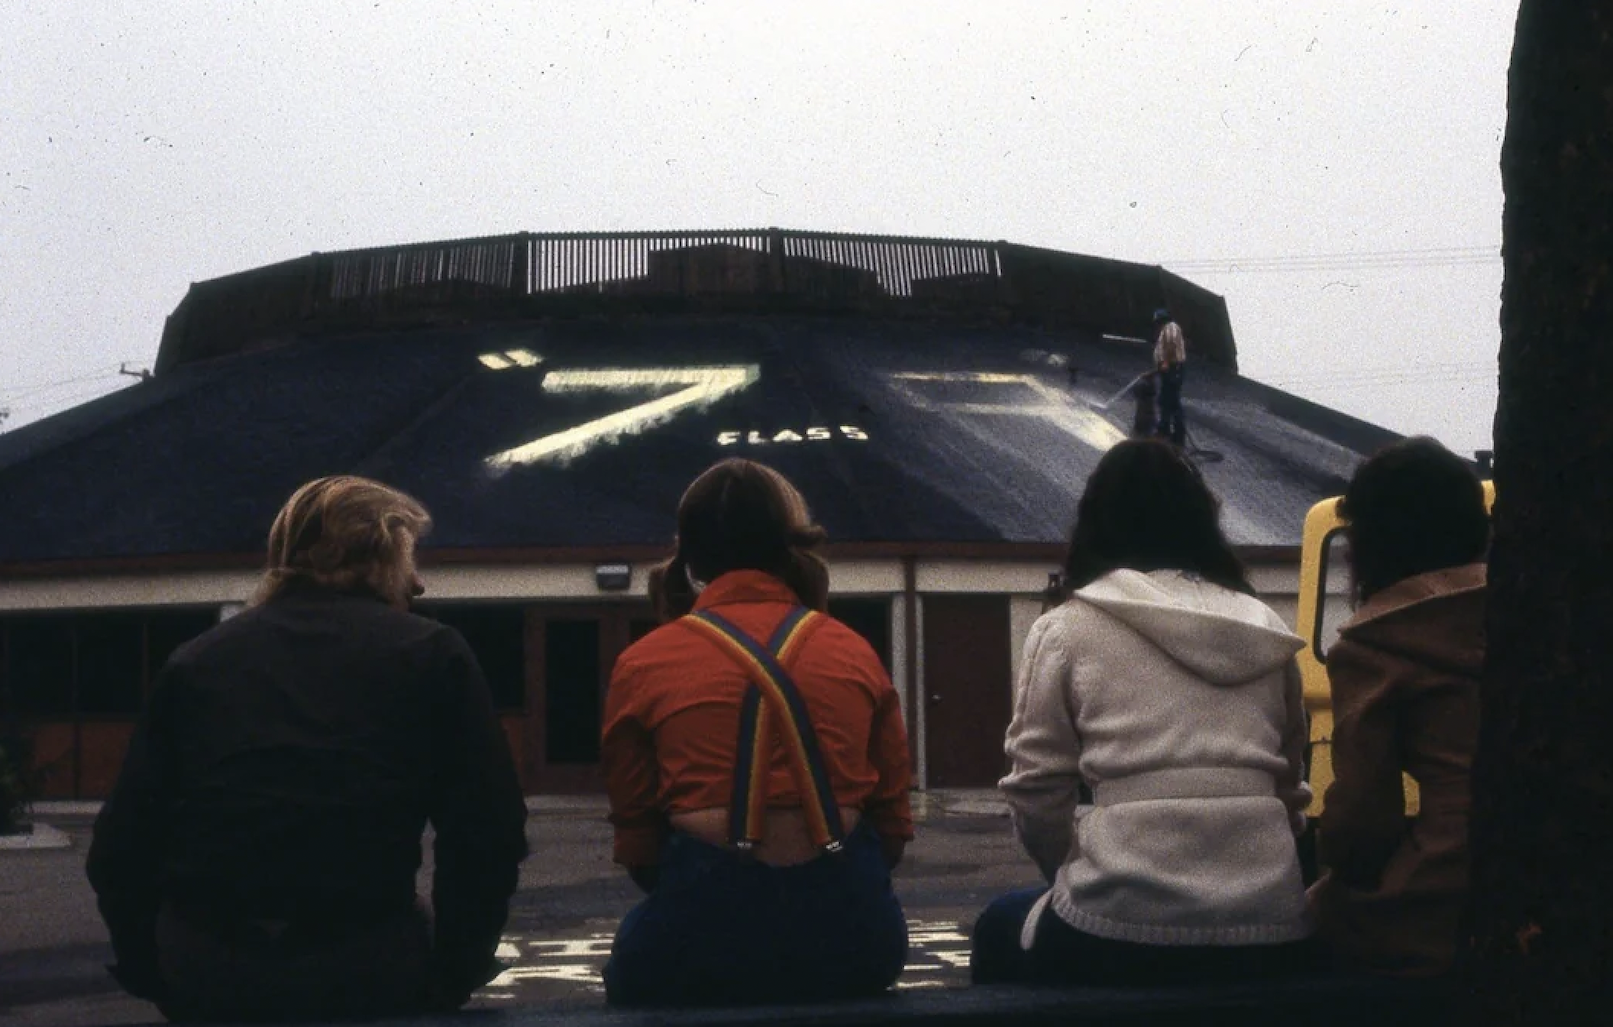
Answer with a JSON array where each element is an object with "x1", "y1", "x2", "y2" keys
[
  {"x1": 1092, "y1": 371, "x2": 1154, "y2": 410},
  {"x1": 1089, "y1": 370, "x2": 1226, "y2": 464}
]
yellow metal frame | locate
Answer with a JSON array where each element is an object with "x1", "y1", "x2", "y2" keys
[{"x1": 1296, "y1": 481, "x2": 1493, "y2": 812}]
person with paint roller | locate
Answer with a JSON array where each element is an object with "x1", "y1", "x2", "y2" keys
[{"x1": 1151, "y1": 308, "x2": 1188, "y2": 447}]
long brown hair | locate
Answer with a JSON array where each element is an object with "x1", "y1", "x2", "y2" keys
[
  {"x1": 252, "y1": 475, "x2": 432, "y2": 607},
  {"x1": 1062, "y1": 438, "x2": 1252, "y2": 596},
  {"x1": 648, "y1": 458, "x2": 829, "y2": 621},
  {"x1": 1340, "y1": 436, "x2": 1489, "y2": 603}
]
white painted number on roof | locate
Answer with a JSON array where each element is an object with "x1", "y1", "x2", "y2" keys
[
  {"x1": 889, "y1": 371, "x2": 1127, "y2": 452},
  {"x1": 484, "y1": 365, "x2": 760, "y2": 469},
  {"x1": 478, "y1": 349, "x2": 544, "y2": 370}
]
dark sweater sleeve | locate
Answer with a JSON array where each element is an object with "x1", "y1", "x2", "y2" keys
[
  {"x1": 85, "y1": 669, "x2": 180, "y2": 1002},
  {"x1": 426, "y1": 628, "x2": 529, "y2": 1003}
]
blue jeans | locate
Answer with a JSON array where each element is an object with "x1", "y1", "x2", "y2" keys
[
  {"x1": 603, "y1": 824, "x2": 908, "y2": 1007},
  {"x1": 972, "y1": 887, "x2": 1319, "y2": 987}
]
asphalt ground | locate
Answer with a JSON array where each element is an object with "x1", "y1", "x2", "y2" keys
[{"x1": 0, "y1": 794, "x2": 1038, "y2": 1026}]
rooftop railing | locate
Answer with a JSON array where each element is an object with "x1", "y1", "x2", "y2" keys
[{"x1": 157, "y1": 229, "x2": 1235, "y2": 373}]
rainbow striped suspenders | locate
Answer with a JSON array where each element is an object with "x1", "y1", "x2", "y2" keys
[{"x1": 682, "y1": 607, "x2": 846, "y2": 856}]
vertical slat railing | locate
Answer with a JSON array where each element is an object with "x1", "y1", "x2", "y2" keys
[{"x1": 167, "y1": 228, "x2": 1216, "y2": 372}]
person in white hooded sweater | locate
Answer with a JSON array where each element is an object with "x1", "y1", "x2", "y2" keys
[{"x1": 972, "y1": 439, "x2": 1317, "y2": 985}]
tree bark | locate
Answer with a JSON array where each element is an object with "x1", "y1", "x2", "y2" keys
[{"x1": 1469, "y1": 3, "x2": 1613, "y2": 1023}]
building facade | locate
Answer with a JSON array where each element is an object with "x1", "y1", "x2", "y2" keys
[{"x1": 0, "y1": 229, "x2": 1381, "y2": 797}]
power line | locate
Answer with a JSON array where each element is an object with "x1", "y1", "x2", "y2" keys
[
  {"x1": 1166, "y1": 244, "x2": 1498, "y2": 263},
  {"x1": 1270, "y1": 370, "x2": 1496, "y2": 390},
  {"x1": 7, "y1": 378, "x2": 133, "y2": 415},
  {"x1": 1164, "y1": 245, "x2": 1500, "y2": 275},
  {"x1": 1264, "y1": 360, "x2": 1495, "y2": 389},
  {"x1": 1173, "y1": 257, "x2": 1498, "y2": 274},
  {"x1": 2, "y1": 359, "x2": 150, "y2": 403},
  {"x1": 3, "y1": 368, "x2": 124, "y2": 402},
  {"x1": 1276, "y1": 370, "x2": 1498, "y2": 394},
  {"x1": 1, "y1": 361, "x2": 129, "y2": 391}
]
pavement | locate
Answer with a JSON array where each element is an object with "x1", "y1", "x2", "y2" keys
[{"x1": 0, "y1": 792, "x2": 1036, "y2": 1027}]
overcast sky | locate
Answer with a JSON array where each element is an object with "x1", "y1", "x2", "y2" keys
[{"x1": 2, "y1": 0, "x2": 1516, "y2": 454}]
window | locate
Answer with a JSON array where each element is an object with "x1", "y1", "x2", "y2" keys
[
  {"x1": 146, "y1": 610, "x2": 219, "y2": 686},
  {"x1": 0, "y1": 608, "x2": 220, "y2": 719},
  {"x1": 629, "y1": 618, "x2": 659, "y2": 645},
  {"x1": 3, "y1": 616, "x2": 76, "y2": 715},
  {"x1": 420, "y1": 604, "x2": 527, "y2": 711},
  {"x1": 544, "y1": 620, "x2": 601, "y2": 764},
  {"x1": 75, "y1": 613, "x2": 146, "y2": 715},
  {"x1": 827, "y1": 598, "x2": 893, "y2": 672}
]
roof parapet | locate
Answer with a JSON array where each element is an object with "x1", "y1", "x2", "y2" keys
[{"x1": 155, "y1": 229, "x2": 1237, "y2": 375}]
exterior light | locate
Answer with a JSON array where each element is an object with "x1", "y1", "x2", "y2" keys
[{"x1": 595, "y1": 563, "x2": 632, "y2": 592}]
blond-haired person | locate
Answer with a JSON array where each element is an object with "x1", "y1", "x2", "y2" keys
[{"x1": 87, "y1": 476, "x2": 528, "y2": 1021}]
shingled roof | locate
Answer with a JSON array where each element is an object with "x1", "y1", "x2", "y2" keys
[{"x1": 0, "y1": 313, "x2": 1394, "y2": 567}]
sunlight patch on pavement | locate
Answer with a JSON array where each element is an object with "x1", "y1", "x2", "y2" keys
[{"x1": 480, "y1": 917, "x2": 974, "y2": 1001}]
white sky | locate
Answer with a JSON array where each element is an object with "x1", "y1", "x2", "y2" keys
[{"x1": 1, "y1": 0, "x2": 1515, "y2": 454}]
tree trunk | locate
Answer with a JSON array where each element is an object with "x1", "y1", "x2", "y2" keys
[{"x1": 1469, "y1": 3, "x2": 1613, "y2": 1022}]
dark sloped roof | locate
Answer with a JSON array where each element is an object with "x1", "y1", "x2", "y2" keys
[{"x1": 0, "y1": 316, "x2": 1395, "y2": 566}]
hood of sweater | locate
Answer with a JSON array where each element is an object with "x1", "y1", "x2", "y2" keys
[
  {"x1": 1072, "y1": 568, "x2": 1304, "y2": 686},
  {"x1": 1338, "y1": 562, "x2": 1486, "y2": 679}
]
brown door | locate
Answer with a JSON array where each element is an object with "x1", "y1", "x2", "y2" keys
[
  {"x1": 525, "y1": 604, "x2": 656, "y2": 794},
  {"x1": 922, "y1": 595, "x2": 1013, "y2": 788}
]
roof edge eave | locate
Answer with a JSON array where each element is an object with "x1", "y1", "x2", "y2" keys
[{"x1": 0, "y1": 541, "x2": 1300, "y2": 581}]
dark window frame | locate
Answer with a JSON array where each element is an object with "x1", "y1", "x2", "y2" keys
[
  {"x1": 0, "y1": 607, "x2": 219, "y2": 721},
  {"x1": 415, "y1": 601, "x2": 529, "y2": 713}
]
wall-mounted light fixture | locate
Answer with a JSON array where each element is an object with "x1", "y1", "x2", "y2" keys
[
  {"x1": 595, "y1": 563, "x2": 633, "y2": 592},
  {"x1": 1041, "y1": 571, "x2": 1065, "y2": 613}
]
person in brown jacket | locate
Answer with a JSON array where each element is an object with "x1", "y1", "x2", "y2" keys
[{"x1": 1312, "y1": 437, "x2": 1489, "y2": 976}]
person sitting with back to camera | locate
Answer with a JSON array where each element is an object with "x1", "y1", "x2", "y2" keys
[
  {"x1": 600, "y1": 457, "x2": 912, "y2": 1007},
  {"x1": 86, "y1": 476, "x2": 528, "y2": 1022},
  {"x1": 1310, "y1": 437, "x2": 1488, "y2": 977},
  {"x1": 972, "y1": 438, "x2": 1316, "y2": 986}
]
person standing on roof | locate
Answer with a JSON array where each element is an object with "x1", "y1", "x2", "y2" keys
[
  {"x1": 1152, "y1": 308, "x2": 1188, "y2": 448},
  {"x1": 86, "y1": 476, "x2": 529, "y2": 1021},
  {"x1": 600, "y1": 457, "x2": 912, "y2": 1007}
]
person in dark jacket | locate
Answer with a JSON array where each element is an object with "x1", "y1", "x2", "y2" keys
[
  {"x1": 1311, "y1": 437, "x2": 1489, "y2": 976},
  {"x1": 86, "y1": 475, "x2": 529, "y2": 1021}
]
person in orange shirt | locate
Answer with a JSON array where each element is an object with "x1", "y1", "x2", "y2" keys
[{"x1": 600, "y1": 458, "x2": 913, "y2": 1007}]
